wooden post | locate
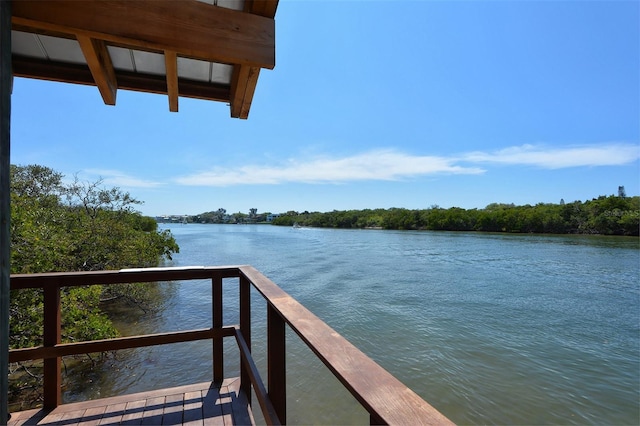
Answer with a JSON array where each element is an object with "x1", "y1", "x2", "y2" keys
[
  {"x1": 43, "y1": 284, "x2": 62, "y2": 409},
  {"x1": 267, "y1": 304, "x2": 286, "y2": 424},
  {"x1": 370, "y1": 412, "x2": 385, "y2": 425},
  {"x1": 239, "y1": 275, "x2": 251, "y2": 403},
  {"x1": 212, "y1": 276, "x2": 223, "y2": 383},
  {"x1": 0, "y1": 0, "x2": 11, "y2": 422}
]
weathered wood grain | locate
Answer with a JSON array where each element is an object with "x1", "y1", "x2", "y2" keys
[
  {"x1": 9, "y1": 381, "x2": 248, "y2": 426},
  {"x1": 12, "y1": 1, "x2": 275, "y2": 68}
]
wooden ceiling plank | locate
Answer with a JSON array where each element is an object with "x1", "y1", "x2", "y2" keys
[
  {"x1": 230, "y1": 65, "x2": 260, "y2": 119},
  {"x1": 12, "y1": 0, "x2": 275, "y2": 69},
  {"x1": 76, "y1": 35, "x2": 117, "y2": 105},
  {"x1": 164, "y1": 51, "x2": 178, "y2": 112}
]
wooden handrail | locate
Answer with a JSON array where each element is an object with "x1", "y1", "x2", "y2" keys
[
  {"x1": 8, "y1": 327, "x2": 236, "y2": 363},
  {"x1": 10, "y1": 267, "x2": 238, "y2": 411},
  {"x1": 10, "y1": 266, "x2": 241, "y2": 289},
  {"x1": 235, "y1": 328, "x2": 281, "y2": 426},
  {"x1": 9, "y1": 266, "x2": 453, "y2": 425},
  {"x1": 238, "y1": 265, "x2": 453, "y2": 425}
]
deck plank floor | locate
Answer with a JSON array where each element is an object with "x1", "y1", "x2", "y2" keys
[{"x1": 8, "y1": 378, "x2": 253, "y2": 426}]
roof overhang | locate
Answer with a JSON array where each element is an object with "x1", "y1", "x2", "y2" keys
[{"x1": 10, "y1": 0, "x2": 278, "y2": 118}]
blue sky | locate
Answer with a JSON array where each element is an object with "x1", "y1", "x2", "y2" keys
[{"x1": 11, "y1": 0, "x2": 639, "y2": 217}]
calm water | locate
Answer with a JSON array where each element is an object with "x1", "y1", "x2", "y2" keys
[{"x1": 67, "y1": 224, "x2": 639, "y2": 425}]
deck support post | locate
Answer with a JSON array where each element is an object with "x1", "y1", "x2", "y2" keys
[
  {"x1": 370, "y1": 412, "x2": 385, "y2": 425},
  {"x1": 212, "y1": 276, "x2": 223, "y2": 383},
  {"x1": 43, "y1": 284, "x2": 62, "y2": 409},
  {"x1": 239, "y1": 275, "x2": 251, "y2": 404},
  {"x1": 267, "y1": 304, "x2": 286, "y2": 424},
  {"x1": 0, "y1": 0, "x2": 11, "y2": 421}
]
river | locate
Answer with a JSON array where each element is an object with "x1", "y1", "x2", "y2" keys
[{"x1": 65, "y1": 224, "x2": 639, "y2": 425}]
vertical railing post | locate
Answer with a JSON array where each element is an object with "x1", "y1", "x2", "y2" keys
[
  {"x1": 370, "y1": 412, "x2": 385, "y2": 425},
  {"x1": 239, "y1": 274, "x2": 251, "y2": 402},
  {"x1": 212, "y1": 275, "x2": 223, "y2": 383},
  {"x1": 43, "y1": 283, "x2": 61, "y2": 409},
  {"x1": 267, "y1": 304, "x2": 286, "y2": 424},
  {"x1": 0, "y1": 0, "x2": 11, "y2": 421}
]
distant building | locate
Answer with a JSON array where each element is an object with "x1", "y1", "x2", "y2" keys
[
  {"x1": 155, "y1": 215, "x2": 189, "y2": 223},
  {"x1": 266, "y1": 213, "x2": 281, "y2": 222}
]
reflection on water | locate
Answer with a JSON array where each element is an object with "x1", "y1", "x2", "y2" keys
[{"x1": 66, "y1": 225, "x2": 639, "y2": 425}]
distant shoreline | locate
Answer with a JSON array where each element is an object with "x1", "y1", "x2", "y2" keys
[
  {"x1": 158, "y1": 194, "x2": 639, "y2": 237},
  {"x1": 266, "y1": 195, "x2": 640, "y2": 237}
]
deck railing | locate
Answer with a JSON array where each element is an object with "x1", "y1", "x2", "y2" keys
[{"x1": 9, "y1": 266, "x2": 453, "y2": 425}]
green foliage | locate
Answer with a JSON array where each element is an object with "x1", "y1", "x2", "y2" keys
[
  {"x1": 271, "y1": 214, "x2": 296, "y2": 226},
  {"x1": 271, "y1": 195, "x2": 640, "y2": 236},
  {"x1": 193, "y1": 208, "x2": 227, "y2": 223},
  {"x1": 9, "y1": 165, "x2": 180, "y2": 349},
  {"x1": 61, "y1": 286, "x2": 117, "y2": 343},
  {"x1": 9, "y1": 289, "x2": 44, "y2": 348}
]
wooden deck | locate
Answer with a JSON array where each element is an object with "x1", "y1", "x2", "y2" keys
[
  {"x1": 8, "y1": 378, "x2": 253, "y2": 426},
  {"x1": 8, "y1": 267, "x2": 454, "y2": 425}
]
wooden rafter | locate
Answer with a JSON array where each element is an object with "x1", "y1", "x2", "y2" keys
[
  {"x1": 230, "y1": 65, "x2": 260, "y2": 119},
  {"x1": 76, "y1": 36, "x2": 117, "y2": 105},
  {"x1": 228, "y1": 0, "x2": 278, "y2": 118},
  {"x1": 164, "y1": 51, "x2": 178, "y2": 112},
  {"x1": 246, "y1": 0, "x2": 280, "y2": 18}
]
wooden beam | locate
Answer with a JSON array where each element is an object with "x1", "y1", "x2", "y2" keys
[
  {"x1": 239, "y1": 265, "x2": 454, "y2": 425},
  {"x1": 12, "y1": 56, "x2": 231, "y2": 103},
  {"x1": 246, "y1": 0, "x2": 279, "y2": 18},
  {"x1": 76, "y1": 35, "x2": 117, "y2": 105},
  {"x1": 9, "y1": 327, "x2": 237, "y2": 363},
  {"x1": 226, "y1": 0, "x2": 278, "y2": 118},
  {"x1": 239, "y1": 275, "x2": 252, "y2": 402},
  {"x1": 230, "y1": 65, "x2": 260, "y2": 119},
  {"x1": 10, "y1": 266, "x2": 242, "y2": 289},
  {"x1": 0, "y1": 1, "x2": 11, "y2": 422},
  {"x1": 12, "y1": 0, "x2": 275, "y2": 69},
  {"x1": 164, "y1": 50, "x2": 178, "y2": 112},
  {"x1": 43, "y1": 285, "x2": 62, "y2": 409},
  {"x1": 12, "y1": 55, "x2": 95, "y2": 85},
  {"x1": 212, "y1": 277, "x2": 224, "y2": 383},
  {"x1": 267, "y1": 304, "x2": 286, "y2": 424},
  {"x1": 235, "y1": 329, "x2": 281, "y2": 426}
]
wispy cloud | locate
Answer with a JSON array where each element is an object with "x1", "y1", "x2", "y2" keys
[
  {"x1": 175, "y1": 142, "x2": 638, "y2": 187},
  {"x1": 175, "y1": 149, "x2": 485, "y2": 186},
  {"x1": 81, "y1": 169, "x2": 163, "y2": 188},
  {"x1": 79, "y1": 143, "x2": 638, "y2": 189},
  {"x1": 462, "y1": 143, "x2": 639, "y2": 169}
]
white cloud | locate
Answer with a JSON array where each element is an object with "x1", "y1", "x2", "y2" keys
[
  {"x1": 81, "y1": 169, "x2": 162, "y2": 188},
  {"x1": 462, "y1": 143, "x2": 639, "y2": 169},
  {"x1": 175, "y1": 149, "x2": 486, "y2": 186},
  {"x1": 79, "y1": 142, "x2": 639, "y2": 189}
]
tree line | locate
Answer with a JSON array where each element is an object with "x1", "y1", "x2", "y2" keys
[
  {"x1": 9, "y1": 164, "x2": 179, "y2": 410},
  {"x1": 271, "y1": 195, "x2": 639, "y2": 236},
  {"x1": 189, "y1": 207, "x2": 267, "y2": 224}
]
